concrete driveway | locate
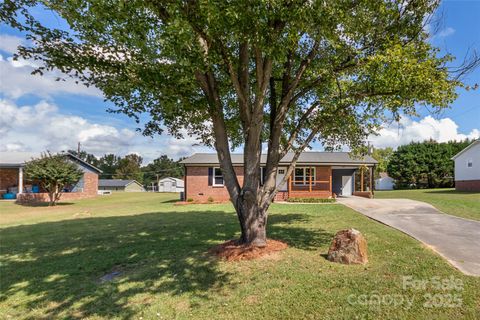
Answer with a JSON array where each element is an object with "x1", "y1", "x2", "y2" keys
[{"x1": 338, "y1": 196, "x2": 480, "y2": 276}]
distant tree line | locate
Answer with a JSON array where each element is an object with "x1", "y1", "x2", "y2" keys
[
  {"x1": 68, "y1": 150, "x2": 184, "y2": 186},
  {"x1": 380, "y1": 139, "x2": 471, "y2": 189}
]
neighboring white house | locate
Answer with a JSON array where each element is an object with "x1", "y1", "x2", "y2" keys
[
  {"x1": 451, "y1": 139, "x2": 480, "y2": 191},
  {"x1": 375, "y1": 172, "x2": 394, "y2": 190},
  {"x1": 158, "y1": 177, "x2": 184, "y2": 193}
]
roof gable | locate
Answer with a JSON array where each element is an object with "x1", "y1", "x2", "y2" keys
[
  {"x1": 451, "y1": 140, "x2": 480, "y2": 160},
  {"x1": 0, "y1": 151, "x2": 102, "y2": 173}
]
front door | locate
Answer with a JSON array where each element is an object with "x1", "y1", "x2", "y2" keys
[
  {"x1": 276, "y1": 167, "x2": 288, "y2": 191},
  {"x1": 341, "y1": 175, "x2": 352, "y2": 196}
]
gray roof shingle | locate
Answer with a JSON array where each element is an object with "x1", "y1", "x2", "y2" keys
[
  {"x1": 0, "y1": 151, "x2": 102, "y2": 173},
  {"x1": 98, "y1": 179, "x2": 138, "y2": 187},
  {"x1": 180, "y1": 152, "x2": 377, "y2": 165}
]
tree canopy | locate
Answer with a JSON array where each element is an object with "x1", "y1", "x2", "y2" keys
[
  {"x1": 24, "y1": 152, "x2": 83, "y2": 206},
  {"x1": 387, "y1": 139, "x2": 471, "y2": 188},
  {"x1": 371, "y1": 147, "x2": 394, "y2": 178},
  {"x1": 2, "y1": 0, "x2": 474, "y2": 245},
  {"x1": 142, "y1": 155, "x2": 185, "y2": 188}
]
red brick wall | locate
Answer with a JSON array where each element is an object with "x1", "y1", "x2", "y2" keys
[
  {"x1": 0, "y1": 168, "x2": 19, "y2": 194},
  {"x1": 352, "y1": 191, "x2": 373, "y2": 198},
  {"x1": 455, "y1": 180, "x2": 480, "y2": 192},
  {"x1": 185, "y1": 166, "x2": 244, "y2": 202},
  {"x1": 274, "y1": 191, "x2": 288, "y2": 202},
  {"x1": 185, "y1": 165, "x2": 336, "y2": 202}
]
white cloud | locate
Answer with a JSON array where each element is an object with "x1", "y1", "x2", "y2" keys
[
  {"x1": 0, "y1": 35, "x2": 25, "y2": 54},
  {"x1": 0, "y1": 99, "x2": 209, "y2": 163},
  {"x1": 0, "y1": 53, "x2": 102, "y2": 99},
  {"x1": 437, "y1": 27, "x2": 455, "y2": 38},
  {"x1": 370, "y1": 115, "x2": 479, "y2": 149}
]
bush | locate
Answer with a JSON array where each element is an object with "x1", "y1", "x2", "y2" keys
[
  {"x1": 286, "y1": 198, "x2": 336, "y2": 203},
  {"x1": 187, "y1": 198, "x2": 194, "y2": 202},
  {"x1": 207, "y1": 196, "x2": 214, "y2": 203}
]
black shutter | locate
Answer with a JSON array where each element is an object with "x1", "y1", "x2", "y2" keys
[{"x1": 208, "y1": 167, "x2": 213, "y2": 186}]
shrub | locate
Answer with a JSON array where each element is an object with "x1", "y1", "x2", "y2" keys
[
  {"x1": 187, "y1": 198, "x2": 194, "y2": 202},
  {"x1": 207, "y1": 196, "x2": 214, "y2": 203},
  {"x1": 286, "y1": 198, "x2": 336, "y2": 203}
]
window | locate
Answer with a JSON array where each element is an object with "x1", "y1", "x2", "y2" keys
[
  {"x1": 293, "y1": 167, "x2": 315, "y2": 185},
  {"x1": 278, "y1": 169, "x2": 285, "y2": 174},
  {"x1": 213, "y1": 167, "x2": 224, "y2": 186},
  {"x1": 467, "y1": 159, "x2": 473, "y2": 168}
]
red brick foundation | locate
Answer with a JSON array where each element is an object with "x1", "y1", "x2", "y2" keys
[
  {"x1": 274, "y1": 191, "x2": 289, "y2": 202},
  {"x1": 352, "y1": 191, "x2": 373, "y2": 198},
  {"x1": 455, "y1": 180, "x2": 480, "y2": 192}
]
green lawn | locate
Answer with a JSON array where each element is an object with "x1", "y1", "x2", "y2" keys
[
  {"x1": 1, "y1": 193, "x2": 479, "y2": 319},
  {"x1": 375, "y1": 188, "x2": 480, "y2": 221}
]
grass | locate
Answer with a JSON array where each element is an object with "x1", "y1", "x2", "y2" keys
[
  {"x1": 1, "y1": 193, "x2": 479, "y2": 319},
  {"x1": 375, "y1": 188, "x2": 480, "y2": 221}
]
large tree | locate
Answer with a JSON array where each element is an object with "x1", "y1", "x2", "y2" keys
[
  {"x1": 2, "y1": 0, "x2": 474, "y2": 246},
  {"x1": 371, "y1": 147, "x2": 394, "y2": 178},
  {"x1": 114, "y1": 154, "x2": 144, "y2": 182},
  {"x1": 387, "y1": 139, "x2": 471, "y2": 188},
  {"x1": 97, "y1": 154, "x2": 121, "y2": 179},
  {"x1": 24, "y1": 152, "x2": 83, "y2": 206}
]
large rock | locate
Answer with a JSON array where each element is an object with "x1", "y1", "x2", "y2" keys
[{"x1": 327, "y1": 229, "x2": 368, "y2": 265}]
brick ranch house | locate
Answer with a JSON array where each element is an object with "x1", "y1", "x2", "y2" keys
[
  {"x1": 0, "y1": 152, "x2": 101, "y2": 203},
  {"x1": 180, "y1": 152, "x2": 377, "y2": 202},
  {"x1": 452, "y1": 139, "x2": 480, "y2": 191}
]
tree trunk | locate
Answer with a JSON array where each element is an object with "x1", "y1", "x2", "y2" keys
[
  {"x1": 236, "y1": 195, "x2": 268, "y2": 247},
  {"x1": 48, "y1": 192, "x2": 55, "y2": 206}
]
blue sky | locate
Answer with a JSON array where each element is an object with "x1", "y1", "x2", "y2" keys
[{"x1": 0, "y1": 1, "x2": 479, "y2": 163}]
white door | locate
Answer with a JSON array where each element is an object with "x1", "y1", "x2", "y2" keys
[
  {"x1": 164, "y1": 181, "x2": 172, "y2": 192},
  {"x1": 276, "y1": 167, "x2": 288, "y2": 191},
  {"x1": 341, "y1": 175, "x2": 352, "y2": 196}
]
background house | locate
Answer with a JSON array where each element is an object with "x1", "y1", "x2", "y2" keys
[
  {"x1": 158, "y1": 177, "x2": 184, "y2": 193},
  {"x1": 452, "y1": 140, "x2": 480, "y2": 191},
  {"x1": 375, "y1": 172, "x2": 394, "y2": 190},
  {"x1": 180, "y1": 152, "x2": 377, "y2": 202},
  {"x1": 98, "y1": 179, "x2": 145, "y2": 192},
  {"x1": 0, "y1": 152, "x2": 100, "y2": 202}
]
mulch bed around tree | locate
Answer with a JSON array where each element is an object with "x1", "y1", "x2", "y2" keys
[{"x1": 209, "y1": 239, "x2": 288, "y2": 261}]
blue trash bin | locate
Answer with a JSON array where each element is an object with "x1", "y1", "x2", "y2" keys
[{"x1": 2, "y1": 193, "x2": 16, "y2": 200}]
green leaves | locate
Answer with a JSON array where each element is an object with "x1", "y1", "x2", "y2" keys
[
  {"x1": 24, "y1": 152, "x2": 84, "y2": 205},
  {"x1": 1, "y1": 0, "x2": 463, "y2": 153},
  {"x1": 387, "y1": 140, "x2": 472, "y2": 189}
]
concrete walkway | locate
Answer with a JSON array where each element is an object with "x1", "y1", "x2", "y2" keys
[{"x1": 338, "y1": 196, "x2": 480, "y2": 276}]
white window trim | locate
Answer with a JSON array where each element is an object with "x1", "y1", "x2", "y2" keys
[
  {"x1": 293, "y1": 167, "x2": 316, "y2": 186},
  {"x1": 213, "y1": 167, "x2": 224, "y2": 186}
]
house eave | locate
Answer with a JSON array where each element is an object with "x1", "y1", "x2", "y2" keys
[
  {"x1": 451, "y1": 139, "x2": 479, "y2": 160},
  {"x1": 183, "y1": 162, "x2": 376, "y2": 167}
]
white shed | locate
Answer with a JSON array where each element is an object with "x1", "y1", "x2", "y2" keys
[
  {"x1": 451, "y1": 140, "x2": 480, "y2": 191},
  {"x1": 375, "y1": 172, "x2": 395, "y2": 190},
  {"x1": 158, "y1": 177, "x2": 184, "y2": 192}
]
